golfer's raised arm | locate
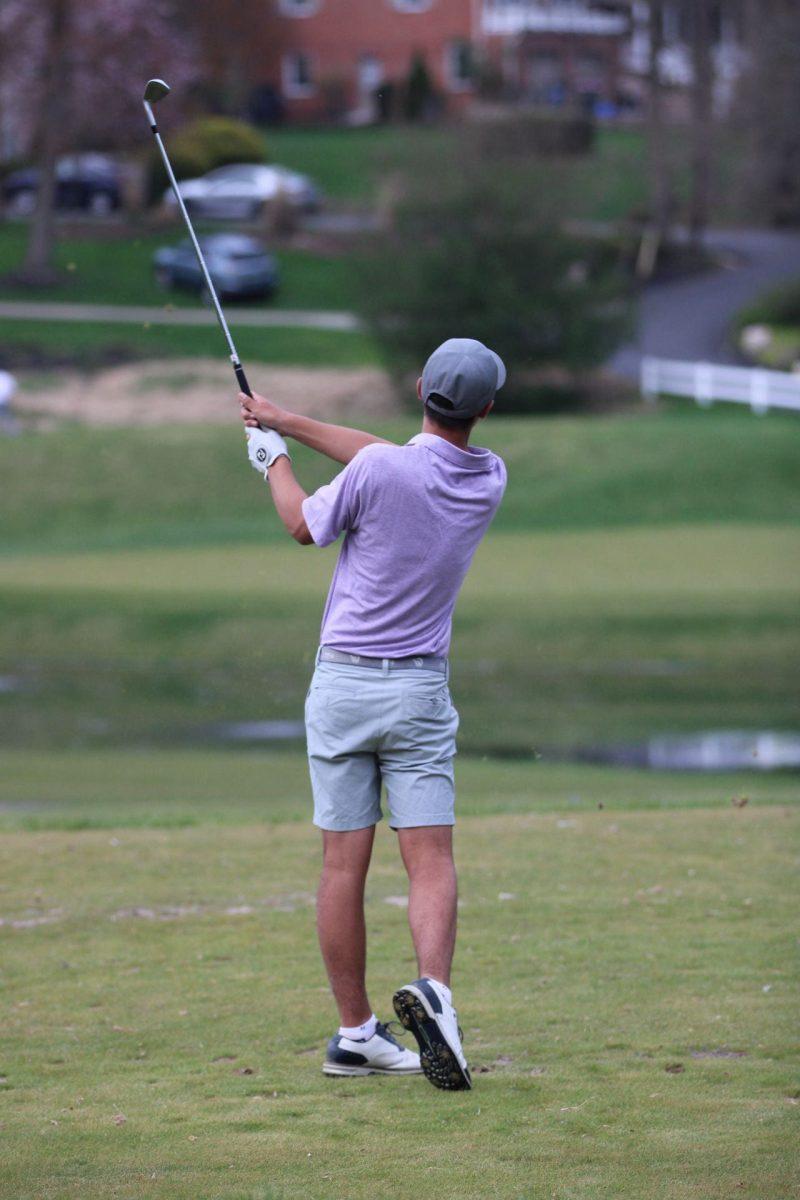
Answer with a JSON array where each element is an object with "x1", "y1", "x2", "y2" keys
[
  {"x1": 243, "y1": 425, "x2": 312, "y2": 544},
  {"x1": 240, "y1": 391, "x2": 393, "y2": 464},
  {"x1": 266, "y1": 457, "x2": 313, "y2": 545}
]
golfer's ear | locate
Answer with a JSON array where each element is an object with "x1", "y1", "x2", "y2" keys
[
  {"x1": 417, "y1": 377, "x2": 423, "y2": 401},
  {"x1": 478, "y1": 399, "x2": 494, "y2": 420}
]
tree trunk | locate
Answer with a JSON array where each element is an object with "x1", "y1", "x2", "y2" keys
[
  {"x1": 23, "y1": 0, "x2": 69, "y2": 283},
  {"x1": 648, "y1": 1, "x2": 673, "y2": 239},
  {"x1": 688, "y1": 0, "x2": 714, "y2": 250}
]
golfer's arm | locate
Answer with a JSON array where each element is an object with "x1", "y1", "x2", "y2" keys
[
  {"x1": 283, "y1": 412, "x2": 393, "y2": 465},
  {"x1": 267, "y1": 456, "x2": 314, "y2": 545}
]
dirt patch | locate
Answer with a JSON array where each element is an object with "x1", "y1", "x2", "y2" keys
[
  {"x1": 14, "y1": 358, "x2": 398, "y2": 427},
  {"x1": 108, "y1": 892, "x2": 314, "y2": 921}
]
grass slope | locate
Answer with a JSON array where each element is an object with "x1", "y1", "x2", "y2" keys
[
  {"x1": 2, "y1": 412, "x2": 798, "y2": 555},
  {"x1": 1, "y1": 412, "x2": 797, "y2": 753},
  {"x1": 1, "y1": 525, "x2": 797, "y2": 751},
  {"x1": 1, "y1": 792, "x2": 797, "y2": 1199},
  {"x1": 0, "y1": 318, "x2": 378, "y2": 369}
]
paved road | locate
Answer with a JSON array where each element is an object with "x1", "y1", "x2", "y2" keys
[
  {"x1": 610, "y1": 228, "x2": 800, "y2": 380},
  {"x1": 0, "y1": 300, "x2": 362, "y2": 332}
]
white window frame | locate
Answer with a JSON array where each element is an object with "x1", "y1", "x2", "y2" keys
[
  {"x1": 282, "y1": 51, "x2": 316, "y2": 99},
  {"x1": 444, "y1": 39, "x2": 474, "y2": 93},
  {"x1": 390, "y1": 0, "x2": 434, "y2": 13},
  {"x1": 278, "y1": 0, "x2": 321, "y2": 16}
]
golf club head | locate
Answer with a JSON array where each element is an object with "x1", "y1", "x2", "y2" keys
[{"x1": 143, "y1": 78, "x2": 170, "y2": 103}]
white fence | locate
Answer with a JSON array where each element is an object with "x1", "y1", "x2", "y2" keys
[{"x1": 641, "y1": 357, "x2": 800, "y2": 415}]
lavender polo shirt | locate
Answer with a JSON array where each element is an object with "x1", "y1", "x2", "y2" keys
[{"x1": 301, "y1": 432, "x2": 506, "y2": 658}]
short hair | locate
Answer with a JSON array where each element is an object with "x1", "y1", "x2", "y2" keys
[{"x1": 423, "y1": 395, "x2": 474, "y2": 432}]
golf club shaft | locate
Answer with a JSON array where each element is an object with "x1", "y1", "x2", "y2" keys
[{"x1": 143, "y1": 99, "x2": 251, "y2": 397}]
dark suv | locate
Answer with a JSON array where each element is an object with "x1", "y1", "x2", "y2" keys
[{"x1": 2, "y1": 154, "x2": 121, "y2": 216}]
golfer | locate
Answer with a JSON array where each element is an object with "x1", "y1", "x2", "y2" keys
[{"x1": 240, "y1": 338, "x2": 506, "y2": 1090}]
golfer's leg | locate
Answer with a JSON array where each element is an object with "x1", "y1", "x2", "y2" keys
[
  {"x1": 397, "y1": 825, "x2": 457, "y2": 986},
  {"x1": 317, "y1": 826, "x2": 376, "y2": 1027}
]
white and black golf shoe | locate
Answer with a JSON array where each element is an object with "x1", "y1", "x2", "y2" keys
[
  {"x1": 322, "y1": 1021, "x2": 422, "y2": 1078},
  {"x1": 393, "y1": 978, "x2": 472, "y2": 1091}
]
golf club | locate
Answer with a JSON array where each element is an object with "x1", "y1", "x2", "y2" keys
[{"x1": 142, "y1": 78, "x2": 252, "y2": 397}]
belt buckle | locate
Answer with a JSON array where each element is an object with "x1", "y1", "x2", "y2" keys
[{"x1": 413, "y1": 657, "x2": 423, "y2": 668}]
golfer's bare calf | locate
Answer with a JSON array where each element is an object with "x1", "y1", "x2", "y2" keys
[
  {"x1": 317, "y1": 825, "x2": 458, "y2": 1029},
  {"x1": 317, "y1": 827, "x2": 375, "y2": 1028},
  {"x1": 398, "y1": 826, "x2": 457, "y2": 987}
]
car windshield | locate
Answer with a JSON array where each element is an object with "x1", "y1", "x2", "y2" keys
[
  {"x1": 57, "y1": 154, "x2": 116, "y2": 179},
  {"x1": 205, "y1": 165, "x2": 263, "y2": 182},
  {"x1": 187, "y1": 237, "x2": 266, "y2": 256}
]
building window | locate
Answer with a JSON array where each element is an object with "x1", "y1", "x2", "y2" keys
[
  {"x1": 445, "y1": 40, "x2": 474, "y2": 92},
  {"x1": 390, "y1": 0, "x2": 434, "y2": 13},
  {"x1": 282, "y1": 52, "x2": 315, "y2": 98},
  {"x1": 279, "y1": 0, "x2": 320, "y2": 15}
]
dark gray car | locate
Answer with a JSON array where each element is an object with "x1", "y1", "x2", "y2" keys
[{"x1": 153, "y1": 233, "x2": 279, "y2": 300}]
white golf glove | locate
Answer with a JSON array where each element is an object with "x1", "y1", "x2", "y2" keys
[{"x1": 246, "y1": 426, "x2": 290, "y2": 479}]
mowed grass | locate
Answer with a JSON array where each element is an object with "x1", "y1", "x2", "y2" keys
[
  {"x1": 3, "y1": 750, "x2": 798, "y2": 832},
  {"x1": 0, "y1": 222, "x2": 356, "y2": 310},
  {"x1": 1, "y1": 774, "x2": 797, "y2": 1200},
  {"x1": 0, "y1": 318, "x2": 379, "y2": 368},
  {"x1": 2, "y1": 411, "x2": 799, "y2": 554},
  {"x1": 0, "y1": 524, "x2": 797, "y2": 751},
  {"x1": 0, "y1": 412, "x2": 798, "y2": 752},
  {"x1": 265, "y1": 123, "x2": 746, "y2": 224}
]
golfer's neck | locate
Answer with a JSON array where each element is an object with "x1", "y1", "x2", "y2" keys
[{"x1": 421, "y1": 416, "x2": 472, "y2": 451}]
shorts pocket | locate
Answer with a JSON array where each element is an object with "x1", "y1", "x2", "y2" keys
[{"x1": 402, "y1": 686, "x2": 451, "y2": 721}]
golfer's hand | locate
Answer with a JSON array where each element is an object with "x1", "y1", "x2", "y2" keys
[
  {"x1": 240, "y1": 391, "x2": 290, "y2": 435},
  {"x1": 246, "y1": 426, "x2": 291, "y2": 479}
]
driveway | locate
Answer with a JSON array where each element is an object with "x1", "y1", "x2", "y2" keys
[{"x1": 610, "y1": 228, "x2": 800, "y2": 380}]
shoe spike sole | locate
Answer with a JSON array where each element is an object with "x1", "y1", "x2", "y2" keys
[{"x1": 393, "y1": 988, "x2": 471, "y2": 1091}]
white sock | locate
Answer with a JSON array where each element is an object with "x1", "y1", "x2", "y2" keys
[
  {"x1": 427, "y1": 978, "x2": 452, "y2": 1005},
  {"x1": 338, "y1": 1013, "x2": 377, "y2": 1042}
]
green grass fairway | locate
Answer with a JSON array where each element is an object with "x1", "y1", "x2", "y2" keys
[
  {"x1": 2, "y1": 750, "x2": 797, "y2": 832},
  {"x1": 1, "y1": 525, "x2": 797, "y2": 751},
  {"x1": 1, "y1": 764, "x2": 796, "y2": 1199},
  {"x1": 2, "y1": 412, "x2": 798, "y2": 555},
  {"x1": 1, "y1": 413, "x2": 798, "y2": 752}
]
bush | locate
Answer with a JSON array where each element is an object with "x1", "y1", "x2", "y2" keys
[
  {"x1": 402, "y1": 53, "x2": 439, "y2": 123},
  {"x1": 355, "y1": 126, "x2": 631, "y2": 415},
  {"x1": 147, "y1": 116, "x2": 267, "y2": 204},
  {"x1": 471, "y1": 109, "x2": 596, "y2": 158},
  {"x1": 735, "y1": 278, "x2": 800, "y2": 331}
]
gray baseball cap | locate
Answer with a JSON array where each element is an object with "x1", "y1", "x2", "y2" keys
[{"x1": 421, "y1": 338, "x2": 506, "y2": 420}]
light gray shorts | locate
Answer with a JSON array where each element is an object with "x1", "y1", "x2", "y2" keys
[{"x1": 305, "y1": 655, "x2": 460, "y2": 832}]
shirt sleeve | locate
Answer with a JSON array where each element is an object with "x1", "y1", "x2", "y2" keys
[{"x1": 301, "y1": 452, "x2": 370, "y2": 548}]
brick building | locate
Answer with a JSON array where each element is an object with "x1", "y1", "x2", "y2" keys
[
  {"x1": 262, "y1": 1, "x2": 633, "y2": 123},
  {"x1": 265, "y1": 0, "x2": 479, "y2": 123}
]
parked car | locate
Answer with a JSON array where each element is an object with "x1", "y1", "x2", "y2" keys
[
  {"x1": 153, "y1": 234, "x2": 279, "y2": 300},
  {"x1": 2, "y1": 154, "x2": 121, "y2": 216},
  {"x1": 162, "y1": 162, "x2": 320, "y2": 220}
]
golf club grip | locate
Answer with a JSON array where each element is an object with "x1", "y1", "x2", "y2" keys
[{"x1": 234, "y1": 362, "x2": 252, "y2": 398}]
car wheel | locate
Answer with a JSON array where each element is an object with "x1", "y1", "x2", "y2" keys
[
  {"x1": 154, "y1": 267, "x2": 173, "y2": 290},
  {"x1": 88, "y1": 192, "x2": 113, "y2": 217},
  {"x1": 8, "y1": 189, "x2": 36, "y2": 216}
]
